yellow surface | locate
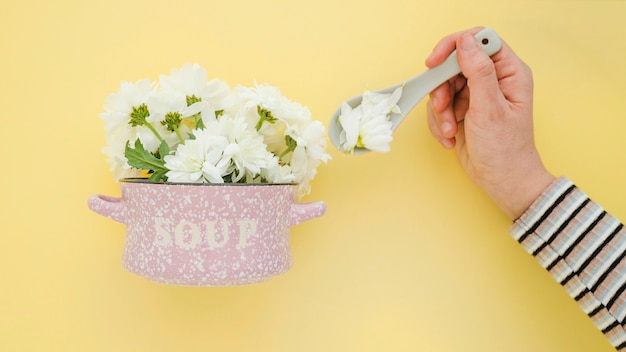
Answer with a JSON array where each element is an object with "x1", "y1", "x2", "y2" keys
[{"x1": 2, "y1": 0, "x2": 625, "y2": 351}]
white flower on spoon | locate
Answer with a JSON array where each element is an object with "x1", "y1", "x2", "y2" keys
[{"x1": 337, "y1": 86, "x2": 402, "y2": 153}]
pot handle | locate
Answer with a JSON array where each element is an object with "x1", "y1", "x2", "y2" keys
[
  {"x1": 88, "y1": 195, "x2": 127, "y2": 224},
  {"x1": 288, "y1": 201, "x2": 326, "y2": 227}
]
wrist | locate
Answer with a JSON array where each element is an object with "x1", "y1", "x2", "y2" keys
[{"x1": 496, "y1": 168, "x2": 556, "y2": 220}]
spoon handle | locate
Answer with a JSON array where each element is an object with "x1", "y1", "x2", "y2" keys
[{"x1": 395, "y1": 28, "x2": 502, "y2": 121}]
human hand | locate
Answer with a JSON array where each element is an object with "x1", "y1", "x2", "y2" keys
[{"x1": 426, "y1": 27, "x2": 556, "y2": 219}]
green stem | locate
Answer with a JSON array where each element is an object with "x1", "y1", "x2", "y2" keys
[
  {"x1": 174, "y1": 127, "x2": 185, "y2": 144},
  {"x1": 279, "y1": 135, "x2": 298, "y2": 158},
  {"x1": 279, "y1": 146, "x2": 295, "y2": 158},
  {"x1": 144, "y1": 121, "x2": 164, "y2": 142}
]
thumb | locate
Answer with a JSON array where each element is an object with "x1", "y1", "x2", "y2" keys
[{"x1": 456, "y1": 32, "x2": 502, "y2": 110}]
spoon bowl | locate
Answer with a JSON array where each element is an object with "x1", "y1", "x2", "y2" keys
[{"x1": 329, "y1": 28, "x2": 502, "y2": 155}]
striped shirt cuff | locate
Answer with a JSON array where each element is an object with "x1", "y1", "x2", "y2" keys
[{"x1": 510, "y1": 176, "x2": 626, "y2": 350}]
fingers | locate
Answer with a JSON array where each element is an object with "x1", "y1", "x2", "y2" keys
[
  {"x1": 492, "y1": 42, "x2": 534, "y2": 107},
  {"x1": 428, "y1": 74, "x2": 469, "y2": 149},
  {"x1": 427, "y1": 96, "x2": 456, "y2": 149},
  {"x1": 426, "y1": 26, "x2": 524, "y2": 149},
  {"x1": 425, "y1": 27, "x2": 483, "y2": 149},
  {"x1": 425, "y1": 27, "x2": 484, "y2": 68},
  {"x1": 429, "y1": 81, "x2": 449, "y2": 113},
  {"x1": 456, "y1": 33, "x2": 503, "y2": 113}
]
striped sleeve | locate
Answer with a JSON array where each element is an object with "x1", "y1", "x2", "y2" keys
[{"x1": 510, "y1": 176, "x2": 626, "y2": 350}]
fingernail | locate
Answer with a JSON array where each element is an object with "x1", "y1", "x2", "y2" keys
[
  {"x1": 441, "y1": 121, "x2": 452, "y2": 136},
  {"x1": 431, "y1": 95, "x2": 439, "y2": 108},
  {"x1": 460, "y1": 33, "x2": 477, "y2": 51},
  {"x1": 426, "y1": 50, "x2": 435, "y2": 62},
  {"x1": 441, "y1": 138, "x2": 453, "y2": 149}
]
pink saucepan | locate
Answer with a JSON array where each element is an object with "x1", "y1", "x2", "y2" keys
[{"x1": 88, "y1": 179, "x2": 326, "y2": 286}]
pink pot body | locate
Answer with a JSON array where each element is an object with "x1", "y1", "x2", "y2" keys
[{"x1": 88, "y1": 180, "x2": 326, "y2": 286}]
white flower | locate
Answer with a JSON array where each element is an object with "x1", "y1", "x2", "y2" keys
[
  {"x1": 101, "y1": 144, "x2": 142, "y2": 180},
  {"x1": 362, "y1": 87, "x2": 402, "y2": 116},
  {"x1": 159, "y1": 63, "x2": 232, "y2": 112},
  {"x1": 338, "y1": 102, "x2": 362, "y2": 152},
  {"x1": 261, "y1": 156, "x2": 295, "y2": 184},
  {"x1": 235, "y1": 83, "x2": 330, "y2": 193},
  {"x1": 357, "y1": 114, "x2": 393, "y2": 152},
  {"x1": 235, "y1": 83, "x2": 311, "y2": 135},
  {"x1": 100, "y1": 79, "x2": 162, "y2": 180},
  {"x1": 146, "y1": 89, "x2": 203, "y2": 149},
  {"x1": 158, "y1": 63, "x2": 238, "y2": 129},
  {"x1": 163, "y1": 130, "x2": 231, "y2": 183},
  {"x1": 247, "y1": 84, "x2": 311, "y2": 123},
  {"x1": 283, "y1": 120, "x2": 330, "y2": 188},
  {"x1": 337, "y1": 87, "x2": 402, "y2": 153},
  {"x1": 202, "y1": 115, "x2": 274, "y2": 182},
  {"x1": 147, "y1": 90, "x2": 203, "y2": 124},
  {"x1": 101, "y1": 79, "x2": 154, "y2": 137}
]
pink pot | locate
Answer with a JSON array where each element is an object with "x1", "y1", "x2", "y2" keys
[{"x1": 88, "y1": 179, "x2": 326, "y2": 286}]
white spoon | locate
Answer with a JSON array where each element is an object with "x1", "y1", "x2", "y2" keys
[{"x1": 328, "y1": 28, "x2": 502, "y2": 155}]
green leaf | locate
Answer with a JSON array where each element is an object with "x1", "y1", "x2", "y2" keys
[
  {"x1": 158, "y1": 139, "x2": 171, "y2": 158},
  {"x1": 125, "y1": 139, "x2": 169, "y2": 182},
  {"x1": 148, "y1": 169, "x2": 168, "y2": 182}
]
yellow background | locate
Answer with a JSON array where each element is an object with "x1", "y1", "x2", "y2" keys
[{"x1": 2, "y1": 0, "x2": 626, "y2": 351}]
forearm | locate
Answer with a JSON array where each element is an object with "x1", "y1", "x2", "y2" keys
[{"x1": 510, "y1": 177, "x2": 626, "y2": 350}]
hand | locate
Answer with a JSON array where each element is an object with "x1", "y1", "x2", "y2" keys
[{"x1": 425, "y1": 27, "x2": 556, "y2": 219}]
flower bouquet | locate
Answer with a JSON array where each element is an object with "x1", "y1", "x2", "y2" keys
[
  {"x1": 88, "y1": 64, "x2": 329, "y2": 286},
  {"x1": 101, "y1": 63, "x2": 330, "y2": 195}
]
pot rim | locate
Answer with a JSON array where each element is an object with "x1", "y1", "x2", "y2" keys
[{"x1": 119, "y1": 178, "x2": 296, "y2": 187}]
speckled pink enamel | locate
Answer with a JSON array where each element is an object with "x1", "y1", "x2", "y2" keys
[{"x1": 88, "y1": 180, "x2": 326, "y2": 286}]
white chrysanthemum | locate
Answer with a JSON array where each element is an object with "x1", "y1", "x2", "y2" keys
[
  {"x1": 261, "y1": 156, "x2": 296, "y2": 184},
  {"x1": 235, "y1": 84, "x2": 309, "y2": 132},
  {"x1": 202, "y1": 115, "x2": 274, "y2": 182},
  {"x1": 100, "y1": 79, "x2": 166, "y2": 180},
  {"x1": 159, "y1": 63, "x2": 233, "y2": 112},
  {"x1": 253, "y1": 84, "x2": 311, "y2": 123},
  {"x1": 338, "y1": 102, "x2": 362, "y2": 152},
  {"x1": 357, "y1": 114, "x2": 393, "y2": 152},
  {"x1": 164, "y1": 130, "x2": 231, "y2": 183},
  {"x1": 362, "y1": 87, "x2": 402, "y2": 116},
  {"x1": 146, "y1": 89, "x2": 206, "y2": 150},
  {"x1": 101, "y1": 79, "x2": 153, "y2": 137},
  {"x1": 235, "y1": 83, "x2": 330, "y2": 193},
  {"x1": 337, "y1": 87, "x2": 402, "y2": 153},
  {"x1": 147, "y1": 90, "x2": 204, "y2": 124},
  {"x1": 101, "y1": 144, "x2": 142, "y2": 180},
  {"x1": 282, "y1": 120, "x2": 330, "y2": 187}
]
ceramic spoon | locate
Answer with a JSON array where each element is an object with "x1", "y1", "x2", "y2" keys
[{"x1": 328, "y1": 28, "x2": 503, "y2": 155}]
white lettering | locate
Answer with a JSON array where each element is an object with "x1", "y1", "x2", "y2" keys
[
  {"x1": 154, "y1": 218, "x2": 173, "y2": 247},
  {"x1": 174, "y1": 220, "x2": 201, "y2": 250},
  {"x1": 153, "y1": 219, "x2": 258, "y2": 249},
  {"x1": 237, "y1": 220, "x2": 256, "y2": 249},
  {"x1": 204, "y1": 220, "x2": 229, "y2": 248}
]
